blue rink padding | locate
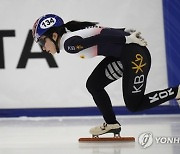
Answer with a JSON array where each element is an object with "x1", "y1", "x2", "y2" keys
[
  {"x1": 0, "y1": 105, "x2": 180, "y2": 117},
  {"x1": 163, "y1": 0, "x2": 180, "y2": 106}
]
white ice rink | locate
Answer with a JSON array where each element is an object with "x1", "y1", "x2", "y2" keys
[{"x1": 0, "y1": 114, "x2": 180, "y2": 154}]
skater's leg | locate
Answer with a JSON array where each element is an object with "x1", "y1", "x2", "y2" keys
[
  {"x1": 139, "y1": 87, "x2": 178, "y2": 110},
  {"x1": 121, "y1": 44, "x2": 178, "y2": 112},
  {"x1": 86, "y1": 57, "x2": 123, "y2": 124}
]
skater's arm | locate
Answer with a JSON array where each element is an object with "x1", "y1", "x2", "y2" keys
[
  {"x1": 64, "y1": 34, "x2": 126, "y2": 53},
  {"x1": 64, "y1": 29, "x2": 147, "y2": 54}
]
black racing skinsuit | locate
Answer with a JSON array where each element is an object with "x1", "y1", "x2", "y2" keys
[{"x1": 61, "y1": 27, "x2": 178, "y2": 124}]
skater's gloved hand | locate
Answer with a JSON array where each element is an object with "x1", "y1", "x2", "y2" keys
[
  {"x1": 124, "y1": 28, "x2": 136, "y2": 34},
  {"x1": 125, "y1": 31, "x2": 147, "y2": 46}
]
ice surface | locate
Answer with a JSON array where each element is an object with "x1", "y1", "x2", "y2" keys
[{"x1": 0, "y1": 115, "x2": 180, "y2": 154}]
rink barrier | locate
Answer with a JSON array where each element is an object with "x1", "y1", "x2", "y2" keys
[
  {"x1": 0, "y1": 105, "x2": 180, "y2": 117},
  {"x1": 163, "y1": 0, "x2": 180, "y2": 106}
]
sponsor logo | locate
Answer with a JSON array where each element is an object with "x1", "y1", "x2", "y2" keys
[
  {"x1": 68, "y1": 46, "x2": 76, "y2": 51},
  {"x1": 67, "y1": 45, "x2": 83, "y2": 51},
  {"x1": 76, "y1": 45, "x2": 84, "y2": 50},
  {"x1": 149, "y1": 88, "x2": 174, "y2": 103},
  {"x1": 132, "y1": 75, "x2": 144, "y2": 93},
  {"x1": 131, "y1": 54, "x2": 146, "y2": 74},
  {"x1": 131, "y1": 54, "x2": 146, "y2": 93}
]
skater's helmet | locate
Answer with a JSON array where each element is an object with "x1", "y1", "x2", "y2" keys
[{"x1": 32, "y1": 14, "x2": 64, "y2": 42}]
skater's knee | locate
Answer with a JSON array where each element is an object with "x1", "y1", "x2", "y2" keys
[
  {"x1": 86, "y1": 78, "x2": 100, "y2": 94},
  {"x1": 125, "y1": 100, "x2": 141, "y2": 112},
  {"x1": 124, "y1": 95, "x2": 143, "y2": 112},
  {"x1": 86, "y1": 78, "x2": 93, "y2": 93},
  {"x1": 126, "y1": 105, "x2": 139, "y2": 112}
]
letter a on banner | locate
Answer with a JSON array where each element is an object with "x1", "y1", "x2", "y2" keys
[{"x1": 17, "y1": 30, "x2": 58, "y2": 68}]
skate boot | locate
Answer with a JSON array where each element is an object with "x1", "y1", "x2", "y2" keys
[{"x1": 89, "y1": 123, "x2": 121, "y2": 138}]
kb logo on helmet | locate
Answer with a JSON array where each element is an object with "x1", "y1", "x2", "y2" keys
[{"x1": 40, "y1": 17, "x2": 56, "y2": 29}]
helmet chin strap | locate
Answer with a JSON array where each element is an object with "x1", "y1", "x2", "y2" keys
[{"x1": 48, "y1": 36, "x2": 60, "y2": 53}]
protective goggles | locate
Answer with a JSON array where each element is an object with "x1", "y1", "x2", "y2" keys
[{"x1": 37, "y1": 36, "x2": 48, "y2": 47}]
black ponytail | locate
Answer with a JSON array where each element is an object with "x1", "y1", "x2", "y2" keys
[
  {"x1": 43, "y1": 20, "x2": 99, "y2": 37},
  {"x1": 64, "y1": 20, "x2": 99, "y2": 32}
]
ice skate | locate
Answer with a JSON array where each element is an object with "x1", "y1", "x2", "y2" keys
[
  {"x1": 79, "y1": 123, "x2": 135, "y2": 142},
  {"x1": 89, "y1": 123, "x2": 121, "y2": 138}
]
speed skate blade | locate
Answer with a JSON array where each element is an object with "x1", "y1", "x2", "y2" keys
[{"x1": 79, "y1": 137, "x2": 135, "y2": 142}]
